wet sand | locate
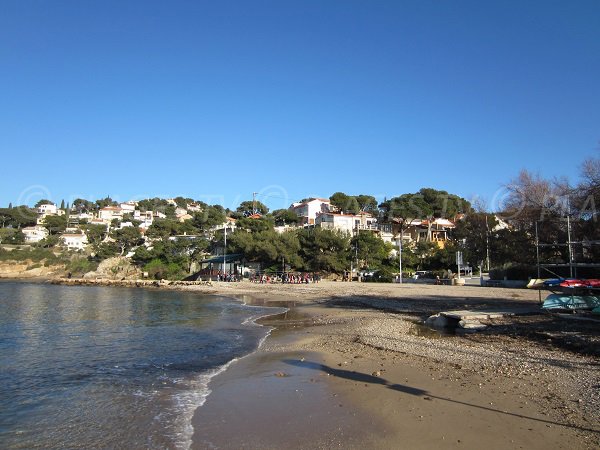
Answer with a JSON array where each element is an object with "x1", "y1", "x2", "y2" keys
[{"x1": 189, "y1": 282, "x2": 600, "y2": 450}]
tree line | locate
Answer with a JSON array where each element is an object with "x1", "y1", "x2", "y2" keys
[{"x1": 0, "y1": 152, "x2": 598, "y2": 280}]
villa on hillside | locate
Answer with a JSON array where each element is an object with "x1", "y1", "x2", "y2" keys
[
  {"x1": 98, "y1": 206, "x2": 123, "y2": 222},
  {"x1": 389, "y1": 217, "x2": 457, "y2": 248},
  {"x1": 36, "y1": 203, "x2": 65, "y2": 224},
  {"x1": 289, "y1": 198, "x2": 331, "y2": 225},
  {"x1": 315, "y1": 211, "x2": 377, "y2": 235},
  {"x1": 61, "y1": 233, "x2": 88, "y2": 251},
  {"x1": 22, "y1": 226, "x2": 49, "y2": 243},
  {"x1": 133, "y1": 210, "x2": 154, "y2": 228},
  {"x1": 119, "y1": 202, "x2": 137, "y2": 213}
]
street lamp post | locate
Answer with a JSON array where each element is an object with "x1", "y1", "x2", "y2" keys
[
  {"x1": 223, "y1": 226, "x2": 227, "y2": 280},
  {"x1": 397, "y1": 236, "x2": 403, "y2": 284}
]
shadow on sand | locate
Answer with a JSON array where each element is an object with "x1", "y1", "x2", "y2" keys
[{"x1": 283, "y1": 359, "x2": 600, "y2": 436}]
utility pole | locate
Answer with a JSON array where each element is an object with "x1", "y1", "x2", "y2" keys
[
  {"x1": 567, "y1": 206, "x2": 574, "y2": 278},
  {"x1": 397, "y1": 235, "x2": 403, "y2": 284},
  {"x1": 252, "y1": 192, "x2": 258, "y2": 215},
  {"x1": 223, "y1": 226, "x2": 227, "y2": 279},
  {"x1": 485, "y1": 215, "x2": 491, "y2": 272}
]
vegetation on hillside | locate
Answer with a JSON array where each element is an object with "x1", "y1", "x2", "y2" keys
[{"x1": 0, "y1": 152, "x2": 598, "y2": 280}]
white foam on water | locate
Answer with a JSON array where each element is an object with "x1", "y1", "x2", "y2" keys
[
  {"x1": 169, "y1": 301, "x2": 287, "y2": 449},
  {"x1": 169, "y1": 359, "x2": 238, "y2": 449}
]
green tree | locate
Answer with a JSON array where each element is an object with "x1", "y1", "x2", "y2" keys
[
  {"x1": 380, "y1": 188, "x2": 471, "y2": 242},
  {"x1": 37, "y1": 235, "x2": 60, "y2": 248},
  {"x1": 138, "y1": 197, "x2": 171, "y2": 213},
  {"x1": 110, "y1": 227, "x2": 143, "y2": 255},
  {"x1": 34, "y1": 199, "x2": 53, "y2": 208},
  {"x1": 0, "y1": 228, "x2": 25, "y2": 244},
  {"x1": 236, "y1": 216, "x2": 274, "y2": 233},
  {"x1": 236, "y1": 200, "x2": 269, "y2": 217},
  {"x1": 145, "y1": 219, "x2": 182, "y2": 239},
  {"x1": 95, "y1": 197, "x2": 118, "y2": 210},
  {"x1": 329, "y1": 192, "x2": 360, "y2": 214},
  {"x1": 95, "y1": 241, "x2": 120, "y2": 259},
  {"x1": 297, "y1": 228, "x2": 350, "y2": 273},
  {"x1": 381, "y1": 188, "x2": 471, "y2": 222},
  {"x1": 72, "y1": 198, "x2": 95, "y2": 213},
  {"x1": 43, "y1": 215, "x2": 67, "y2": 235},
  {"x1": 355, "y1": 194, "x2": 378, "y2": 213},
  {"x1": 83, "y1": 224, "x2": 108, "y2": 248},
  {"x1": 1, "y1": 207, "x2": 38, "y2": 228},
  {"x1": 192, "y1": 205, "x2": 226, "y2": 231},
  {"x1": 173, "y1": 196, "x2": 195, "y2": 208},
  {"x1": 351, "y1": 231, "x2": 393, "y2": 270},
  {"x1": 271, "y1": 209, "x2": 300, "y2": 226},
  {"x1": 226, "y1": 229, "x2": 302, "y2": 270},
  {"x1": 453, "y1": 213, "x2": 497, "y2": 269}
]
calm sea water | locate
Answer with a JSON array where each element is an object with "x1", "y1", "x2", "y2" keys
[{"x1": 0, "y1": 281, "x2": 282, "y2": 449}]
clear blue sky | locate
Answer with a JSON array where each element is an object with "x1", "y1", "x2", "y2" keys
[{"x1": 1, "y1": 0, "x2": 599, "y2": 212}]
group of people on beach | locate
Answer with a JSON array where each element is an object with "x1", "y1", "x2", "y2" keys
[
  {"x1": 215, "y1": 271, "x2": 321, "y2": 284},
  {"x1": 250, "y1": 272, "x2": 321, "y2": 284},
  {"x1": 216, "y1": 272, "x2": 239, "y2": 282}
]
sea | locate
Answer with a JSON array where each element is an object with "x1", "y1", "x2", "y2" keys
[{"x1": 0, "y1": 281, "x2": 284, "y2": 449}]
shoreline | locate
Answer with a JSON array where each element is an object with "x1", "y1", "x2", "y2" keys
[
  {"x1": 3, "y1": 278, "x2": 599, "y2": 448},
  {"x1": 187, "y1": 283, "x2": 599, "y2": 449}
]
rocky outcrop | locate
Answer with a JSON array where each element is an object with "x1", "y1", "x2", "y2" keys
[
  {"x1": 82, "y1": 257, "x2": 141, "y2": 280},
  {"x1": 0, "y1": 261, "x2": 63, "y2": 279},
  {"x1": 52, "y1": 278, "x2": 213, "y2": 288}
]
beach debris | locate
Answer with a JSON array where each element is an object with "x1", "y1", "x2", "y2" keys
[
  {"x1": 274, "y1": 371, "x2": 289, "y2": 377},
  {"x1": 425, "y1": 314, "x2": 452, "y2": 329},
  {"x1": 372, "y1": 370, "x2": 381, "y2": 377},
  {"x1": 458, "y1": 320, "x2": 487, "y2": 331}
]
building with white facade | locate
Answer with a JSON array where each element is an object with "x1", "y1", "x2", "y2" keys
[
  {"x1": 22, "y1": 226, "x2": 49, "y2": 243},
  {"x1": 315, "y1": 212, "x2": 376, "y2": 234},
  {"x1": 37, "y1": 203, "x2": 58, "y2": 215},
  {"x1": 61, "y1": 233, "x2": 88, "y2": 251},
  {"x1": 36, "y1": 203, "x2": 64, "y2": 224},
  {"x1": 119, "y1": 202, "x2": 137, "y2": 213},
  {"x1": 134, "y1": 210, "x2": 154, "y2": 229},
  {"x1": 98, "y1": 206, "x2": 123, "y2": 222},
  {"x1": 290, "y1": 198, "x2": 331, "y2": 225}
]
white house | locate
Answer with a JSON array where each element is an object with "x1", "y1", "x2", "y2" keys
[
  {"x1": 36, "y1": 203, "x2": 64, "y2": 224},
  {"x1": 37, "y1": 203, "x2": 57, "y2": 215},
  {"x1": 290, "y1": 198, "x2": 331, "y2": 225},
  {"x1": 119, "y1": 202, "x2": 137, "y2": 213},
  {"x1": 73, "y1": 212, "x2": 94, "y2": 221},
  {"x1": 211, "y1": 217, "x2": 237, "y2": 233},
  {"x1": 175, "y1": 207, "x2": 188, "y2": 217},
  {"x1": 98, "y1": 206, "x2": 123, "y2": 222},
  {"x1": 134, "y1": 210, "x2": 154, "y2": 229},
  {"x1": 187, "y1": 203, "x2": 203, "y2": 212},
  {"x1": 61, "y1": 233, "x2": 88, "y2": 251},
  {"x1": 315, "y1": 212, "x2": 377, "y2": 235},
  {"x1": 22, "y1": 226, "x2": 49, "y2": 243},
  {"x1": 315, "y1": 213, "x2": 356, "y2": 234}
]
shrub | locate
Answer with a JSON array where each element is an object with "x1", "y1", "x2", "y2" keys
[{"x1": 66, "y1": 258, "x2": 99, "y2": 277}]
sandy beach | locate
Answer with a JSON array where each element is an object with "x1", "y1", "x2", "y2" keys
[{"x1": 181, "y1": 281, "x2": 599, "y2": 449}]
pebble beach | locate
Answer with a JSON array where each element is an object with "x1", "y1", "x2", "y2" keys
[{"x1": 182, "y1": 281, "x2": 600, "y2": 449}]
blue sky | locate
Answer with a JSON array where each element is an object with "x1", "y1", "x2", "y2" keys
[{"x1": 1, "y1": 0, "x2": 599, "y2": 212}]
